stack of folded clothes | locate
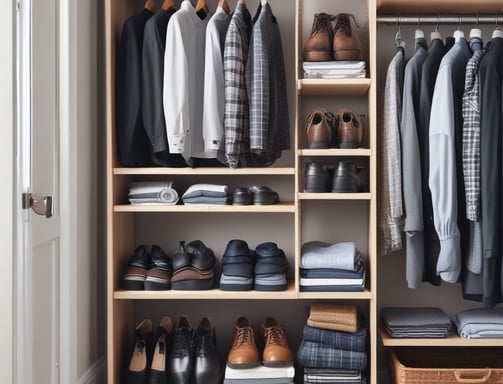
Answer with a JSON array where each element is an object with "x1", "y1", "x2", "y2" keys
[
  {"x1": 303, "y1": 61, "x2": 366, "y2": 79},
  {"x1": 181, "y1": 184, "x2": 229, "y2": 205},
  {"x1": 224, "y1": 365, "x2": 295, "y2": 384},
  {"x1": 300, "y1": 241, "x2": 365, "y2": 291},
  {"x1": 456, "y1": 307, "x2": 503, "y2": 339},
  {"x1": 128, "y1": 181, "x2": 179, "y2": 205},
  {"x1": 381, "y1": 307, "x2": 452, "y2": 338},
  {"x1": 298, "y1": 304, "x2": 367, "y2": 384}
]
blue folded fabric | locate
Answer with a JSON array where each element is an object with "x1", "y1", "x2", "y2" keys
[
  {"x1": 182, "y1": 196, "x2": 230, "y2": 205},
  {"x1": 301, "y1": 241, "x2": 362, "y2": 271},
  {"x1": 297, "y1": 340, "x2": 367, "y2": 370},
  {"x1": 303, "y1": 324, "x2": 367, "y2": 352},
  {"x1": 301, "y1": 261, "x2": 365, "y2": 279}
]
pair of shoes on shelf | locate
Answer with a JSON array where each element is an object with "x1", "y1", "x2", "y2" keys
[
  {"x1": 122, "y1": 245, "x2": 173, "y2": 291},
  {"x1": 125, "y1": 315, "x2": 222, "y2": 384},
  {"x1": 169, "y1": 315, "x2": 222, "y2": 384},
  {"x1": 303, "y1": 12, "x2": 362, "y2": 62},
  {"x1": 232, "y1": 186, "x2": 279, "y2": 205},
  {"x1": 304, "y1": 161, "x2": 365, "y2": 193},
  {"x1": 124, "y1": 316, "x2": 173, "y2": 384},
  {"x1": 306, "y1": 107, "x2": 364, "y2": 149},
  {"x1": 219, "y1": 240, "x2": 289, "y2": 291},
  {"x1": 227, "y1": 316, "x2": 294, "y2": 369},
  {"x1": 171, "y1": 240, "x2": 216, "y2": 290}
]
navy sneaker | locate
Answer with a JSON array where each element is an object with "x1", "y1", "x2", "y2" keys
[
  {"x1": 220, "y1": 239, "x2": 255, "y2": 291},
  {"x1": 254, "y1": 242, "x2": 288, "y2": 291}
]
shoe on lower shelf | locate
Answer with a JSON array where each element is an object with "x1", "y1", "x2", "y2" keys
[{"x1": 122, "y1": 245, "x2": 151, "y2": 291}]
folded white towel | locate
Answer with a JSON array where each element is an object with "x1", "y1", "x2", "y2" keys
[{"x1": 128, "y1": 181, "x2": 179, "y2": 205}]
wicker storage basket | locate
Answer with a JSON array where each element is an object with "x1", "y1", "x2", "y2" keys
[{"x1": 390, "y1": 347, "x2": 503, "y2": 384}]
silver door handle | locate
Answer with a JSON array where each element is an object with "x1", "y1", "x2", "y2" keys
[{"x1": 22, "y1": 192, "x2": 53, "y2": 218}]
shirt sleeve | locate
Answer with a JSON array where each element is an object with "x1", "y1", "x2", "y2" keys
[
  {"x1": 428, "y1": 61, "x2": 462, "y2": 283},
  {"x1": 163, "y1": 17, "x2": 189, "y2": 154}
]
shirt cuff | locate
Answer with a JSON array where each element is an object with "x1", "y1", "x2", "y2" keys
[
  {"x1": 437, "y1": 236, "x2": 461, "y2": 283},
  {"x1": 168, "y1": 136, "x2": 184, "y2": 154}
]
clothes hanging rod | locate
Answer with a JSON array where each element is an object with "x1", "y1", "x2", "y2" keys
[{"x1": 377, "y1": 14, "x2": 502, "y2": 25}]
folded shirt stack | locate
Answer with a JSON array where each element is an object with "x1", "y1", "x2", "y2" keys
[
  {"x1": 381, "y1": 307, "x2": 452, "y2": 338},
  {"x1": 224, "y1": 364, "x2": 294, "y2": 384},
  {"x1": 181, "y1": 184, "x2": 229, "y2": 205},
  {"x1": 456, "y1": 307, "x2": 503, "y2": 339},
  {"x1": 300, "y1": 241, "x2": 365, "y2": 292},
  {"x1": 128, "y1": 181, "x2": 179, "y2": 205},
  {"x1": 297, "y1": 304, "x2": 368, "y2": 375},
  {"x1": 303, "y1": 61, "x2": 366, "y2": 79}
]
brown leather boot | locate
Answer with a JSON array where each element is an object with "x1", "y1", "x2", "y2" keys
[
  {"x1": 336, "y1": 107, "x2": 364, "y2": 148},
  {"x1": 227, "y1": 317, "x2": 260, "y2": 369},
  {"x1": 262, "y1": 317, "x2": 294, "y2": 367},
  {"x1": 303, "y1": 13, "x2": 334, "y2": 62},
  {"x1": 332, "y1": 13, "x2": 363, "y2": 61},
  {"x1": 306, "y1": 107, "x2": 335, "y2": 149}
]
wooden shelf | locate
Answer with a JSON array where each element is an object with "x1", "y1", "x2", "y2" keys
[
  {"x1": 298, "y1": 148, "x2": 372, "y2": 157},
  {"x1": 114, "y1": 202, "x2": 296, "y2": 213},
  {"x1": 297, "y1": 288, "x2": 373, "y2": 300},
  {"x1": 379, "y1": 327, "x2": 503, "y2": 347},
  {"x1": 299, "y1": 192, "x2": 371, "y2": 200},
  {"x1": 114, "y1": 167, "x2": 295, "y2": 176},
  {"x1": 114, "y1": 281, "x2": 297, "y2": 300},
  {"x1": 297, "y1": 78, "x2": 371, "y2": 96}
]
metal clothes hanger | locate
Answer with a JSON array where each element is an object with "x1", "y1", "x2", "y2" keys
[
  {"x1": 469, "y1": 13, "x2": 482, "y2": 40},
  {"x1": 394, "y1": 14, "x2": 403, "y2": 48},
  {"x1": 415, "y1": 15, "x2": 424, "y2": 39},
  {"x1": 453, "y1": 14, "x2": 465, "y2": 40},
  {"x1": 431, "y1": 14, "x2": 442, "y2": 41},
  {"x1": 493, "y1": 13, "x2": 503, "y2": 38}
]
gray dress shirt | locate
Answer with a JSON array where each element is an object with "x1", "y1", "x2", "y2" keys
[{"x1": 401, "y1": 38, "x2": 428, "y2": 288}]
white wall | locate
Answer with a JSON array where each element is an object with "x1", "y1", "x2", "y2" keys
[{"x1": 0, "y1": 1, "x2": 14, "y2": 383}]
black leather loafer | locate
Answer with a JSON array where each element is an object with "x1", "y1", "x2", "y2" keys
[
  {"x1": 186, "y1": 240, "x2": 216, "y2": 271},
  {"x1": 145, "y1": 245, "x2": 172, "y2": 291},
  {"x1": 193, "y1": 317, "x2": 222, "y2": 384},
  {"x1": 122, "y1": 245, "x2": 151, "y2": 291},
  {"x1": 250, "y1": 186, "x2": 279, "y2": 205},
  {"x1": 232, "y1": 187, "x2": 253, "y2": 205},
  {"x1": 172, "y1": 241, "x2": 191, "y2": 271}
]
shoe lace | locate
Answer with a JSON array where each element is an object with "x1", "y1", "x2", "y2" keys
[
  {"x1": 235, "y1": 326, "x2": 253, "y2": 346},
  {"x1": 264, "y1": 326, "x2": 284, "y2": 346},
  {"x1": 195, "y1": 334, "x2": 213, "y2": 357},
  {"x1": 173, "y1": 330, "x2": 192, "y2": 358},
  {"x1": 334, "y1": 13, "x2": 359, "y2": 36},
  {"x1": 311, "y1": 13, "x2": 334, "y2": 34}
]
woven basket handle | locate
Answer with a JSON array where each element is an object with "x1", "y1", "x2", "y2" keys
[{"x1": 454, "y1": 369, "x2": 491, "y2": 383}]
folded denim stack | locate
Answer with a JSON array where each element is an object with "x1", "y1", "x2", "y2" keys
[
  {"x1": 297, "y1": 304, "x2": 367, "y2": 383},
  {"x1": 300, "y1": 241, "x2": 365, "y2": 292},
  {"x1": 456, "y1": 307, "x2": 503, "y2": 339},
  {"x1": 220, "y1": 239, "x2": 256, "y2": 291},
  {"x1": 381, "y1": 307, "x2": 452, "y2": 338},
  {"x1": 128, "y1": 181, "x2": 179, "y2": 205},
  {"x1": 171, "y1": 240, "x2": 216, "y2": 290},
  {"x1": 182, "y1": 184, "x2": 229, "y2": 205},
  {"x1": 254, "y1": 242, "x2": 289, "y2": 291}
]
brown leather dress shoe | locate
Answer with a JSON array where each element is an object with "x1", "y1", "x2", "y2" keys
[
  {"x1": 332, "y1": 13, "x2": 363, "y2": 61},
  {"x1": 227, "y1": 317, "x2": 260, "y2": 369},
  {"x1": 336, "y1": 107, "x2": 364, "y2": 148},
  {"x1": 261, "y1": 317, "x2": 294, "y2": 367},
  {"x1": 306, "y1": 107, "x2": 335, "y2": 149},
  {"x1": 303, "y1": 13, "x2": 334, "y2": 62}
]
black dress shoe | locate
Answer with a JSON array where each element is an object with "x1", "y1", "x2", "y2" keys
[
  {"x1": 193, "y1": 317, "x2": 222, "y2": 384},
  {"x1": 186, "y1": 240, "x2": 216, "y2": 271},
  {"x1": 148, "y1": 316, "x2": 173, "y2": 384},
  {"x1": 122, "y1": 245, "x2": 151, "y2": 290},
  {"x1": 168, "y1": 315, "x2": 194, "y2": 384},
  {"x1": 125, "y1": 319, "x2": 153, "y2": 384}
]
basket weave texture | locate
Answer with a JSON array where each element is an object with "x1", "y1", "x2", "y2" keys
[
  {"x1": 390, "y1": 348, "x2": 503, "y2": 384},
  {"x1": 307, "y1": 303, "x2": 358, "y2": 333}
]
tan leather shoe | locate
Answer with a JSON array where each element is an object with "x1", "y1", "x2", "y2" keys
[
  {"x1": 336, "y1": 107, "x2": 364, "y2": 148},
  {"x1": 227, "y1": 317, "x2": 260, "y2": 369},
  {"x1": 303, "y1": 13, "x2": 334, "y2": 62},
  {"x1": 306, "y1": 107, "x2": 335, "y2": 149},
  {"x1": 332, "y1": 13, "x2": 363, "y2": 61},
  {"x1": 262, "y1": 317, "x2": 294, "y2": 367}
]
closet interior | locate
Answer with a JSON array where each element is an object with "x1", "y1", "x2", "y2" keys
[{"x1": 105, "y1": 0, "x2": 503, "y2": 383}]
